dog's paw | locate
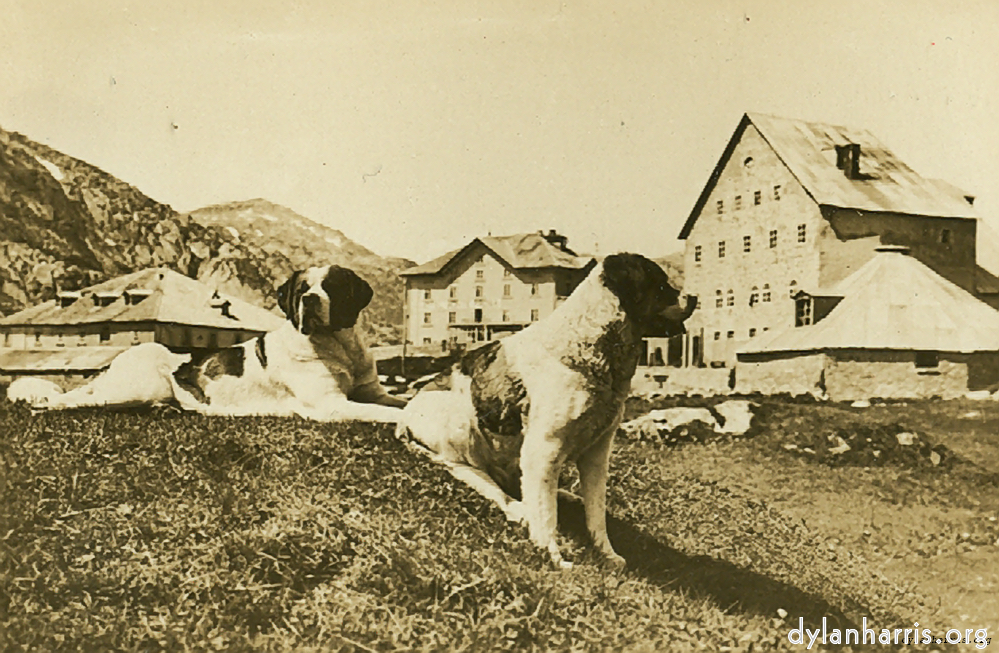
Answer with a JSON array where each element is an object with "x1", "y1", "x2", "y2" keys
[
  {"x1": 502, "y1": 500, "x2": 527, "y2": 525},
  {"x1": 603, "y1": 552, "x2": 627, "y2": 570}
]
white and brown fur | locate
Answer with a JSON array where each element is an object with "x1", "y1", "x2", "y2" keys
[
  {"x1": 398, "y1": 253, "x2": 695, "y2": 567},
  {"x1": 17, "y1": 266, "x2": 406, "y2": 423}
]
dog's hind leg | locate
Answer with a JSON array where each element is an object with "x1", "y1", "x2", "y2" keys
[{"x1": 576, "y1": 427, "x2": 625, "y2": 568}]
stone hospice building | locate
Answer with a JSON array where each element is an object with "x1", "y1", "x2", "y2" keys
[
  {"x1": 400, "y1": 231, "x2": 594, "y2": 351},
  {"x1": 673, "y1": 112, "x2": 995, "y2": 372}
]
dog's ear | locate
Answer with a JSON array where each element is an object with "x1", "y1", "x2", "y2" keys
[
  {"x1": 601, "y1": 253, "x2": 681, "y2": 327},
  {"x1": 323, "y1": 266, "x2": 374, "y2": 329},
  {"x1": 277, "y1": 270, "x2": 304, "y2": 327}
]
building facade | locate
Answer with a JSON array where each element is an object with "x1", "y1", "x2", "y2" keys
[
  {"x1": 678, "y1": 113, "x2": 980, "y2": 368},
  {"x1": 400, "y1": 231, "x2": 594, "y2": 350}
]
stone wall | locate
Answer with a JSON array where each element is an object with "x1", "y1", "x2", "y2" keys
[
  {"x1": 735, "y1": 352, "x2": 826, "y2": 397},
  {"x1": 825, "y1": 350, "x2": 968, "y2": 400}
]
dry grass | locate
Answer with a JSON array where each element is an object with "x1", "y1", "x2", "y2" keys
[{"x1": 0, "y1": 395, "x2": 965, "y2": 651}]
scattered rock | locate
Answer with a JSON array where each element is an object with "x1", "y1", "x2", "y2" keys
[
  {"x1": 618, "y1": 400, "x2": 757, "y2": 444},
  {"x1": 895, "y1": 432, "x2": 916, "y2": 446},
  {"x1": 851, "y1": 399, "x2": 871, "y2": 408}
]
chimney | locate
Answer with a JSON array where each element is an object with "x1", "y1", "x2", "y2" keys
[
  {"x1": 542, "y1": 229, "x2": 569, "y2": 251},
  {"x1": 835, "y1": 143, "x2": 861, "y2": 179}
]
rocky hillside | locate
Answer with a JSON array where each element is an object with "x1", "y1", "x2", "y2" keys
[
  {"x1": 0, "y1": 127, "x2": 408, "y2": 344},
  {"x1": 189, "y1": 200, "x2": 412, "y2": 345}
]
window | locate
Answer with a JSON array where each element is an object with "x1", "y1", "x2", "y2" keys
[
  {"x1": 475, "y1": 285, "x2": 483, "y2": 298},
  {"x1": 754, "y1": 190, "x2": 762, "y2": 206},
  {"x1": 423, "y1": 312, "x2": 432, "y2": 325},
  {"x1": 789, "y1": 280, "x2": 798, "y2": 298},
  {"x1": 915, "y1": 351, "x2": 940, "y2": 368},
  {"x1": 726, "y1": 331, "x2": 735, "y2": 339},
  {"x1": 502, "y1": 310, "x2": 510, "y2": 322},
  {"x1": 694, "y1": 245, "x2": 702, "y2": 263},
  {"x1": 795, "y1": 298, "x2": 812, "y2": 326},
  {"x1": 448, "y1": 311, "x2": 456, "y2": 324},
  {"x1": 749, "y1": 286, "x2": 760, "y2": 306},
  {"x1": 762, "y1": 284, "x2": 771, "y2": 303},
  {"x1": 56, "y1": 334, "x2": 65, "y2": 348},
  {"x1": 716, "y1": 199, "x2": 724, "y2": 214},
  {"x1": 423, "y1": 337, "x2": 432, "y2": 345},
  {"x1": 749, "y1": 328, "x2": 757, "y2": 338},
  {"x1": 34, "y1": 333, "x2": 42, "y2": 345},
  {"x1": 718, "y1": 241, "x2": 726, "y2": 258},
  {"x1": 100, "y1": 328, "x2": 111, "y2": 343},
  {"x1": 503, "y1": 284, "x2": 511, "y2": 297},
  {"x1": 940, "y1": 229, "x2": 951, "y2": 244},
  {"x1": 726, "y1": 289, "x2": 735, "y2": 307},
  {"x1": 714, "y1": 331, "x2": 721, "y2": 341},
  {"x1": 743, "y1": 235, "x2": 751, "y2": 253},
  {"x1": 475, "y1": 269, "x2": 484, "y2": 280},
  {"x1": 773, "y1": 184, "x2": 782, "y2": 200},
  {"x1": 530, "y1": 309, "x2": 539, "y2": 322},
  {"x1": 734, "y1": 195, "x2": 742, "y2": 210},
  {"x1": 530, "y1": 283, "x2": 539, "y2": 296},
  {"x1": 797, "y1": 224, "x2": 807, "y2": 243},
  {"x1": 474, "y1": 308, "x2": 483, "y2": 323},
  {"x1": 715, "y1": 290, "x2": 723, "y2": 308},
  {"x1": 449, "y1": 286, "x2": 457, "y2": 299},
  {"x1": 423, "y1": 289, "x2": 431, "y2": 300},
  {"x1": 769, "y1": 229, "x2": 777, "y2": 248}
]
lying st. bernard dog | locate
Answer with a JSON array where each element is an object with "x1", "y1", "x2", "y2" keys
[
  {"x1": 398, "y1": 253, "x2": 695, "y2": 567},
  {"x1": 13, "y1": 266, "x2": 406, "y2": 422}
]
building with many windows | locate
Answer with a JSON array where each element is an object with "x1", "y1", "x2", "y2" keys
[
  {"x1": 400, "y1": 231, "x2": 594, "y2": 350},
  {"x1": 677, "y1": 112, "x2": 982, "y2": 368},
  {"x1": 0, "y1": 267, "x2": 283, "y2": 386}
]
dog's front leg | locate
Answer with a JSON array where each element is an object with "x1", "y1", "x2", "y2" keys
[
  {"x1": 576, "y1": 428, "x2": 625, "y2": 568},
  {"x1": 519, "y1": 435, "x2": 570, "y2": 568}
]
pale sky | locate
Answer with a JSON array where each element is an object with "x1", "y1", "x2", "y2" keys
[{"x1": 2, "y1": 0, "x2": 998, "y2": 265}]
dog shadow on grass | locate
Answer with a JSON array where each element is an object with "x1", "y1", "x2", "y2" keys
[{"x1": 555, "y1": 496, "x2": 858, "y2": 632}]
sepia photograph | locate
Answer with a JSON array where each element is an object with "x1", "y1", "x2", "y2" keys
[{"x1": 1, "y1": 1, "x2": 997, "y2": 650}]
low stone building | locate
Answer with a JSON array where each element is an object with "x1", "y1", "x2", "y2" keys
[
  {"x1": 736, "y1": 247, "x2": 999, "y2": 400},
  {"x1": 0, "y1": 267, "x2": 283, "y2": 387}
]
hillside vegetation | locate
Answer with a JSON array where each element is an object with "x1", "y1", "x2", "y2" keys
[{"x1": 0, "y1": 128, "x2": 407, "y2": 344}]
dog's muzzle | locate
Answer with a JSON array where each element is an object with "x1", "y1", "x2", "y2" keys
[{"x1": 301, "y1": 293, "x2": 326, "y2": 334}]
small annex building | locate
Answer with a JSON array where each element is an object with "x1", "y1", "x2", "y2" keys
[
  {"x1": 736, "y1": 246, "x2": 999, "y2": 400},
  {"x1": 0, "y1": 267, "x2": 284, "y2": 387}
]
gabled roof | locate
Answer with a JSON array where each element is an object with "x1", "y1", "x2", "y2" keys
[
  {"x1": 680, "y1": 113, "x2": 977, "y2": 239},
  {"x1": 740, "y1": 247, "x2": 999, "y2": 355},
  {"x1": 400, "y1": 232, "x2": 593, "y2": 277},
  {"x1": 0, "y1": 268, "x2": 284, "y2": 332}
]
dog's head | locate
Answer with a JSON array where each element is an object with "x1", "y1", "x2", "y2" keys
[
  {"x1": 276, "y1": 265, "x2": 374, "y2": 335},
  {"x1": 600, "y1": 253, "x2": 696, "y2": 338}
]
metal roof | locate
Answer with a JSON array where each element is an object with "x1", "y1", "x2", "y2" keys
[
  {"x1": 0, "y1": 268, "x2": 284, "y2": 332},
  {"x1": 740, "y1": 248, "x2": 999, "y2": 355},
  {"x1": 680, "y1": 113, "x2": 977, "y2": 239},
  {"x1": 400, "y1": 233, "x2": 593, "y2": 277},
  {"x1": 0, "y1": 346, "x2": 130, "y2": 372}
]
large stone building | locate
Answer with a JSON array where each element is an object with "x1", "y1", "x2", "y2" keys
[
  {"x1": 736, "y1": 246, "x2": 999, "y2": 400},
  {"x1": 677, "y1": 112, "x2": 982, "y2": 369},
  {"x1": 400, "y1": 231, "x2": 594, "y2": 350},
  {"x1": 0, "y1": 267, "x2": 283, "y2": 386}
]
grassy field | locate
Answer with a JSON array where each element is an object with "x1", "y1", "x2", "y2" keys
[{"x1": 1, "y1": 393, "x2": 995, "y2": 651}]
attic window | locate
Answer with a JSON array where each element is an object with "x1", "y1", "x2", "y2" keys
[
  {"x1": 743, "y1": 157, "x2": 754, "y2": 168},
  {"x1": 835, "y1": 143, "x2": 862, "y2": 179},
  {"x1": 754, "y1": 190, "x2": 762, "y2": 206},
  {"x1": 57, "y1": 291, "x2": 81, "y2": 308},
  {"x1": 716, "y1": 200, "x2": 724, "y2": 215},
  {"x1": 694, "y1": 245, "x2": 702, "y2": 263},
  {"x1": 734, "y1": 195, "x2": 743, "y2": 210},
  {"x1": 124, "y1": 289, "x2": 152, "y2": 305},
  {"x1": 93, "y1": 292, "x2": 120, "y2": 307},
  {"x1": 715, "y1": 289, "x2": 723, "y2": 308}
]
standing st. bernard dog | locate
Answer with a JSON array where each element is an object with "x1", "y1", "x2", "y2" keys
[
  {"x1": 15, "y1": 266, "x2": 406, "y2": 422},
  {"x1": 398, "y1": 253, "x2": 695, "y2": 567}
]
